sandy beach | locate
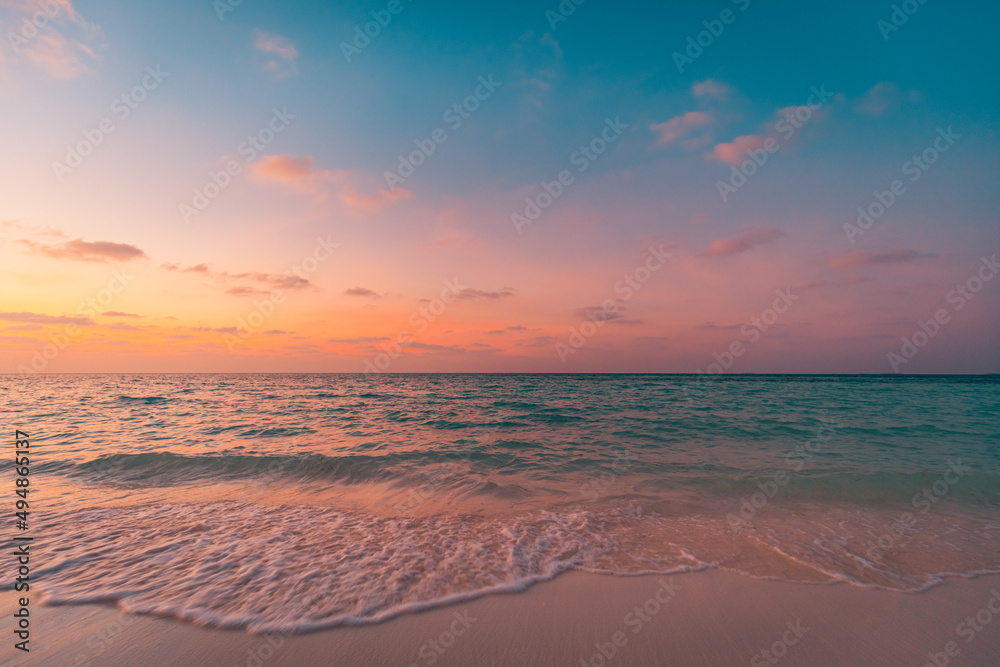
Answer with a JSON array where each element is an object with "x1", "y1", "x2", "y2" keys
[{"x1": 14, "y1": 570, "x2": 1000, "y2": 667}]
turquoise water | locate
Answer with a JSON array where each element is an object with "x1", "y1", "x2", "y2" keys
[{"x1": 4, "y1": 374, "x2": 999, "y2": 632}]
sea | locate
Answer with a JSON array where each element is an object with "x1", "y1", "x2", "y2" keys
[{"x1": 4, "y1": 374, "x2": 999, "y2": 633}]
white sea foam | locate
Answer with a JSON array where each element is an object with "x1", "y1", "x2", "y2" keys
[{"x1": 20, "y1": 500, "x2": 1000, "y2": 633}]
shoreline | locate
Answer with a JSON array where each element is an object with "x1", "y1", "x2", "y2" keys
[{"x1": 12, "y1": 569, "x2": 1000, "y2": 667}]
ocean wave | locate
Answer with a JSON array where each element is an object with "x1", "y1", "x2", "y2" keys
[
  {"x1": 43, "y1": 451, "x2": 473, "y2": 485},
  {"x1": 38, "y1": 452, "x2": 1000, "y2": 509},
  {"x1": 117, "y1": 395, "x2": 169, "y2": 404}
]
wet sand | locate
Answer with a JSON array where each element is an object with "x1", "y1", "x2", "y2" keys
[{"x1": 11, "y1": 569, "x2": 1000, "y2": 666}]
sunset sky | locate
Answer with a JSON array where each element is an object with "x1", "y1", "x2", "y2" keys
[{"x1": 1, "y1": 0, "x2": 998, "y2": 373}]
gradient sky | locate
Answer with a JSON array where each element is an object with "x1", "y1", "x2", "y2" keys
[{"x1": 1, "y1": 0, "x2": 998, "y2": 373}]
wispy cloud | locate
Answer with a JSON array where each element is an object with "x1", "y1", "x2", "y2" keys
[
  {"x1": 225, "y1": 286, "x2": 271, "y2": 296},
  {"x1": 401, "y1": 341, "x2": 467, "y2": 352},
  {"x1": 0, "y1": 311, "x2": 94, "y2": 326},
  {"x1": 1, "y1": 220, "x2": 67, "y2": 237},
  {"x1": 575, "y1": 305, "x2": 624, "y2": 322},
  {"x1": 224, "y1": 272, "x2": 309, "y2": 290},
  {"x1": 253, "y1": 30, "x2": 298, "y2": 78},
  {"x1": 2, "y1": 0, "x2": 105, "y2": 78},
  {"x1": 252, "y1": 154, "x2": 411, "y2": 213},
  {"x1": 511, "y1": 32, "x2": 563, "y2": 109},
  {"x1": 829, "y1": 249, "x2": 933, "y2": 269},
  {"x1": 699, "y1": 322, "x2": 743, "y2": 331},
  {"x1": 650, "y1": 111, "x2": 712, "y2": 148},
  {"x1": 18, "y1": 237, "x2": 147, "y2": 262},
  {"x1": 163, "y1": 262, "x2": 312, "y2": 294},
  {"x1": 692, "y1": 79, "x2": 732, "y2": 101},
  {"x1": 344, "y1": 287, "x2": 381, "y2": 298},
  {"x1": 516, "y1": 335, "x2": 559, "y2": 347},
  {"x1": 701, "y1": 226, "x2": 785, "y2": 258},
  {"x1": 0, "y1": 335, "x2": 42, "y2": 343},
  {"x1": 853, "y1": 82, "x2": 921, "y2": 116},
  {"x1": 454, "y1": 287, "x2": 515, "y2": 300},
  {"x1": 486, "y1": 324, "x2": 528, "y2": 334}
]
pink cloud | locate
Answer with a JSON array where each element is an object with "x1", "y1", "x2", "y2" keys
[
  {"x1": 19, "y1": 237, "x2": 146, "y2": 262},
  {"x1": 253, "y1": 31, "x2": 298, "y2": 78},
  {"x1": 165, "y1": 261, "x2": 312, "y2": 291},
  {"x1": 252, "y1": 154, "x2": 411, "y2": 213},
  {"x1": 226, "y1": 286, "x2": 271, "y2": 296},
  {"x1": 344, "y1": 287, "x2": 381, "y2": 298},
  {"x1": 829, "y1": 249, "x2": 932, "y2": 269},
  {"x1": 709, "y1": 135, "x2": 767, "y2": 165},
  {"x1": 649, "y1": 111, "x2": 711, "y2": 148},
  {"x1": 253, "y1": 155, "x2": 315, "y2": 182},
  {"x1": 20, "y1": 32, "x2": 98, "y2": 78},
  {"x1": 0, "y1": 311, "x2": 94, "y2": 326},
  {"x1": 253, "y1": 31, "x2": 298, "y2": 61},
  {"x1": 3, "y1": 1, "x2": 105, "y2": 78},
  {"x1": 701, "y1": 226, "x2": 785, "y2": 258}
]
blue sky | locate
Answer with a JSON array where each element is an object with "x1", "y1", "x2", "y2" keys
[{"x1": 1, "y1": 0, "x2": 998, "y2": 372}]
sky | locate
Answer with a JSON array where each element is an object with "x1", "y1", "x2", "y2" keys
[{"x1": 1, "y1": 0, "x2": 998, "y2": 373}]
